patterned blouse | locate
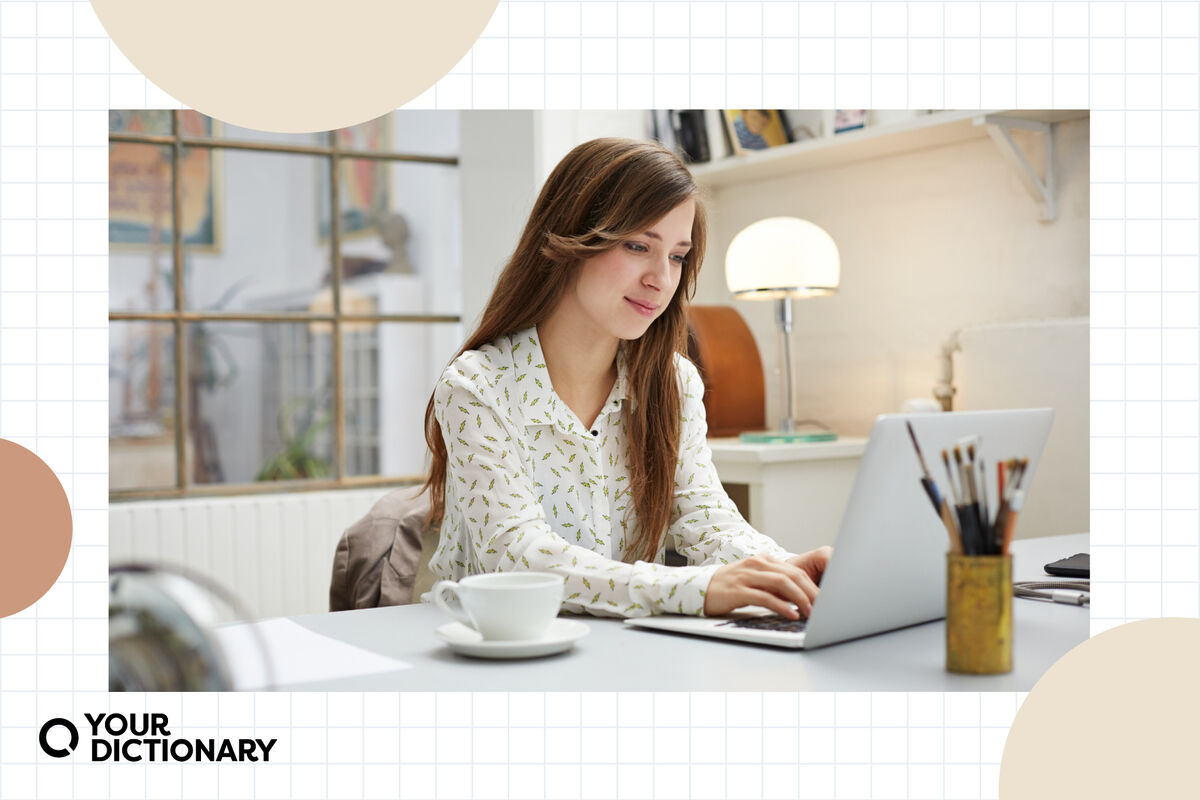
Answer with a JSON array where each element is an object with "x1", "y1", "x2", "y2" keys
[{"x1": 428, "y1": 326, "x2": 792, "y2": 617}]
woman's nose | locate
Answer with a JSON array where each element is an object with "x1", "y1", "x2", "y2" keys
[{"x1": 644, "y1": 255, "x2": 671, "y2": 289}]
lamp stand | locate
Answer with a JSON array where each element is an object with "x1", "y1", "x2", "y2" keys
[
  {"x1": 776, "y1": 297, "x2": 795, "y2": 434},
  {"x1": 738, "y1": 297, "x2": 838, "y2": 444}
]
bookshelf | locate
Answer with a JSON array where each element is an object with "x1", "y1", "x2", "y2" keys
[{"x1": 691, "y1": 110, "x2": 1089, "y2": 190}]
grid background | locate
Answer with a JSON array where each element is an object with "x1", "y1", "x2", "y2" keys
[{"x1": 0, "y1": 1, "x2": 1185, "y2": 798}]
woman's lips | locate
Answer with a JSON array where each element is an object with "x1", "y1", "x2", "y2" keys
[{"x1": 625, "y1": 297, "x2": 657, "y2": 317}]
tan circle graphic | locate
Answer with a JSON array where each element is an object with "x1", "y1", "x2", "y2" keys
[
  {"x1": 1001, "y1": 618, "x2": 1200, "y2": 798},
  {"x1": 0, "y1": 439, "x2": 72, "y2": 617},
  {"x1": 91, "y1": 0, "x2": 499, "y2": 133}
]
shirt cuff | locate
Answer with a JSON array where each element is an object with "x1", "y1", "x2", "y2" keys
[{"x1": 630, "y1": 562, "x2": 720, "y2": 617}]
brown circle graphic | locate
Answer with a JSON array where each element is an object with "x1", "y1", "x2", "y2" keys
[
  {"x1": 1001, "y1": 618, "x2": 1200, "y2": 798},
  {"x1": 91, "y1": 0, "x2": 499, "y2": 133},
  {"x1": 0, "y1": 438, "x2": 73, "y2": 617}
]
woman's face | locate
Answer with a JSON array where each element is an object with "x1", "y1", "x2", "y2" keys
[{"x1": 567, "y1": 199, "x2": 695, "y2": 342}]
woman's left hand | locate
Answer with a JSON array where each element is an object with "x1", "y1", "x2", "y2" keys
[{"x1": 785, "y1": 546, "x2": 833, "y2": 586}]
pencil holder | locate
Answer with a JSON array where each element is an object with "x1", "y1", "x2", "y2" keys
[{"x1": 946, "y1": 554, "x2": 1012, "y2": 674}]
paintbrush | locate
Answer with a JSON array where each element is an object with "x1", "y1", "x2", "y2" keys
[
  {"x1": 952, "y1": 445, "x2": 982, "y2": 553},
  {"x1": 906, "y1": 422, "x2": 939, "y2": 513},
  {"x1": 906, "y1": 422, "x2": 963, "y2": 552},
  {"x1": 968, "y1": 442, "x2": 990, "y2": 553},
  {"x1": 941, "y1": 449, "x2": 961, "y2": 505}
]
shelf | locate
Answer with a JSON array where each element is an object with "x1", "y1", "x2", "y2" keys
[{"x1": 691, "y1": 110, "x2": 1089, "y2": 189}]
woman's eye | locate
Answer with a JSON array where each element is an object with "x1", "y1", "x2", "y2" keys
[
  {"x1": 624, "y1": 242, "x2": 648, "y2": 253},
  {"x1": 671, "y1": 254, "x2": 688, "y2": 265}
]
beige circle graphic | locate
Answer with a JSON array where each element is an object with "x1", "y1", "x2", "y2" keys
[
  {"x1": 91, "y1": 0, "x2": 499, "y2": 132},
  {"x1": 1001, "y1": 618, "x2": 1200, "y2": 798},
  {"x1": 0, "y1": 439, "x2": 72, "y2": 617}
]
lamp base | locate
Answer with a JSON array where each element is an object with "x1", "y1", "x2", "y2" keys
[{"x1": 739, "y1": 430, "x2": 839, "y2": 444}]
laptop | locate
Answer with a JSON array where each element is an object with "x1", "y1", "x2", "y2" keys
[{"x1": 624, "y1": 408, "x2": 1054, "y2": 649}]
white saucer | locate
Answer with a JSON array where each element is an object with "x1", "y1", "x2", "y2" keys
[{"x1": 435, "y1": 618, "x2": 589, "y2": 659}]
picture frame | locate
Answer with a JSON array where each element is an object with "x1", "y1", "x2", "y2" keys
[
  {"x1": 109, "y1": 110, "x2": 223, "y2": 253},
  {"x1": 722, "y1": 110, "x2": 794, "y2": 155}
]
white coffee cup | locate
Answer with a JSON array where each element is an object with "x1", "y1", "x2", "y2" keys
[{"x1": 432, "y1": 572, "x2": 565, "y2": 641}]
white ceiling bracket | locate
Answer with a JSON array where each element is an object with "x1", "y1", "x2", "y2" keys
[{"x1": 974, "y1": 114, "x2": 1057, "y2": 222}]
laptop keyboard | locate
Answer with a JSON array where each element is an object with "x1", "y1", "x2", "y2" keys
[{"x1": 719, "y1": 615, "x2": 809, "y2": 634}]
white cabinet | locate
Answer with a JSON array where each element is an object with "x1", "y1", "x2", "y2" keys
[{"x1": 708, "y1": 436, "x2": 868, "y2": 554}]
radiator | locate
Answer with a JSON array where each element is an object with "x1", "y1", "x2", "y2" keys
[{"x1": 109, "y1": 487, "x2": 398, "y2": 621}]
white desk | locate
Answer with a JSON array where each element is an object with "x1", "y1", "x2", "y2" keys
[
  {"x1": 259, "y1": 534, "x2": 1088, "y2": 692},
  {"x1": 707, "y1": 437, "x2": 867, "y2": 553}
]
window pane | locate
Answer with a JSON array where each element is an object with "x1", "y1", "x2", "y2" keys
[
  {"x1": 388, "y1": 110, "x2": 459, "y2": 157},
  {"x1": 336, "y1": 159, "x2": 461, "y2": 316},
  {"x1": 109, "y1": 143, "x2": 175, "y2": 311},
  {"x1": 186, "y1": 322, "x2": 335, "y2": 486},
  {"x1": 335, "y1": 110, "x2": 458, "y2": 157},
  {"x1": 210, "y1": 122, "x2": 325, "y2": 147},
  {"x1": 343, "y1": 321, "x2": 461, "y2": 477},
  {"x1": 183, "y1": 148, "x2": 333, "y2": 313},
  {"x1": 110, "y1": 321, "x2": 177, "y2": 490}
]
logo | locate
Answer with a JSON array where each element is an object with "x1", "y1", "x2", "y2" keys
[
  {"x1": 39, "y1": 718, "x2": 79, "y2": 758},
  {"x1": 38, "y1": 713, "x2": 276, "y2": 763}
]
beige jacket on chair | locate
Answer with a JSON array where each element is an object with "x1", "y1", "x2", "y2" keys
[{"x1": 329, "y1": 486, "x2": 438, "y2": 611}]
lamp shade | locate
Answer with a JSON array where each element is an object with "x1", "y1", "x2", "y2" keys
[{"x1": 725, "y1": 217, "x2": 840, "y2": 300}]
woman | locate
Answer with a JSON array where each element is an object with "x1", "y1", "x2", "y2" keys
[{"x1": 423, "y1": 137, "x2": 830, "y2": 621}]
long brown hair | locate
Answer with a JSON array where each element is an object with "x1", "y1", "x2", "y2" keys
[{"x1": 423, "y1": 137, "x2": 706, "y2": 563}]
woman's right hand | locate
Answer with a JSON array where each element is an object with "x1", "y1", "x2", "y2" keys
[{"x1": 703, "y1": 555, "x2": 822, "y2": 620}]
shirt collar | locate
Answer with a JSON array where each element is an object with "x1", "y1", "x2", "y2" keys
[{"x1": 514, "y1": 325, "x2": 629, "y2": 433}]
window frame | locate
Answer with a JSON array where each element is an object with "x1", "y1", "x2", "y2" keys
[{"x1": 109, "y1": 110, "x2": 459, "y2": 501}]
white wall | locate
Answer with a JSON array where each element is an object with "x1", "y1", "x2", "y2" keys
[
  {"x1": 458, "y1": 110, "x2": 646, "y2": 330},
  {"x1": 696, "y1": 118, "x2": 1090, "y2": 436},
  {"x1": 958, "y1": 318, "x2": 1089, "y2": 538},
  {"x1": 459, "y1": 112, "x2": 541, "y2": 331},
  {"x1": 533, "y1": 110, "x2": 647, "y2": 181}
]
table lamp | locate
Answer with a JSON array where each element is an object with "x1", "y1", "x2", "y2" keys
[{"x1": 725, "y1": 217, "x2": 840, "y2": 443}]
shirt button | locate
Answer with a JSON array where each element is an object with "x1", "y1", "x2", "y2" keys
[{"x1": 591, "y1": 430, "x2": 598, "y2": 437}]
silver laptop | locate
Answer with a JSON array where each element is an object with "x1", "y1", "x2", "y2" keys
[{"x1": 624, "y1": 409, "x2": 1054, "y2": 649}]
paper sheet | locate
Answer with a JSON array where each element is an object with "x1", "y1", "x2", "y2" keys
[{"x1": 214, "y1": 617, "x2": 411, "y2": 690}]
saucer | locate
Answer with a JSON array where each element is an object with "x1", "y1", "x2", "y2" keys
[{"x1": 435, "y1": 618, "x2": 589, "y2": 659}]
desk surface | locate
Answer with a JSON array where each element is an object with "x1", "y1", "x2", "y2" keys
[{"x1": 279, "y1": 534, "x2": 1087, "y2": 692}]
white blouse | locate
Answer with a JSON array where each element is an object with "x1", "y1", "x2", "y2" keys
[{"x1": 428, "y1": 326, "x2": 792, "y2": 617}]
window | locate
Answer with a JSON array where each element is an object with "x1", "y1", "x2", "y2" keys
[{"x1": 109, "y1": 110, "x2": 462, "y2": 499}]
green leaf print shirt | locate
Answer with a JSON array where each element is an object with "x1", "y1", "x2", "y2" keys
[{"x1": 429, "y1": 326, "x2": 793, "y2": 618}]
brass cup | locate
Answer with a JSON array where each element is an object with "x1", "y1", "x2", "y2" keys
[{"x1": 946, "y1": 554, "x2": 1012, "y2": 674}]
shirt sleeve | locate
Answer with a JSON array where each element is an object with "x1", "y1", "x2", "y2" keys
[
  {"x1": 668, "y1": 356, "x2": 795, "y2": 566},
  {"x1": 434, "y1": 364, "x2": 718, "y2": 618}
]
